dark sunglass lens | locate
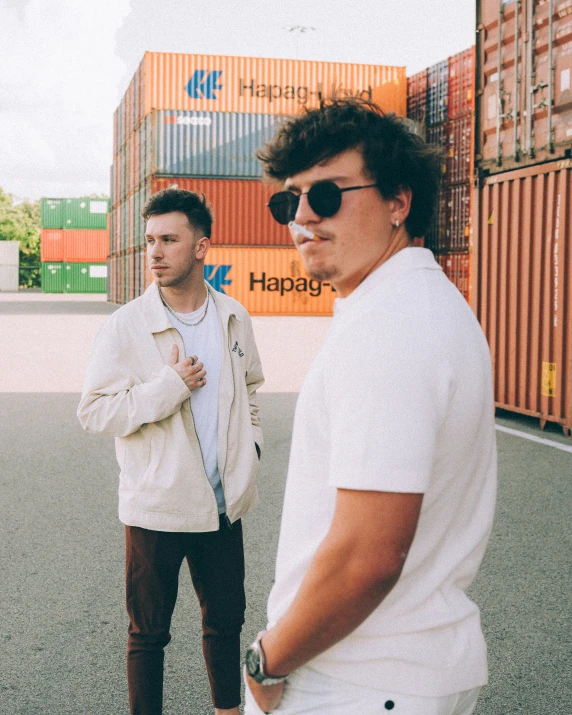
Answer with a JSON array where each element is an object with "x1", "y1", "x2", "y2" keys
[
  {"x1": 308, "y1": 181, "x2": 342, "y2": 218},
  {"x1": 268, "y1": 192, "x2": 299, "y2": 225}
]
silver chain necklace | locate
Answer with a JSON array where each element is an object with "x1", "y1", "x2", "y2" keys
[{"x1": 159, "y1": 287, "x2": 209, "y2": 327}]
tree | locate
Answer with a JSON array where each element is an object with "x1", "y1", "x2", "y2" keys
[{"x1": 0, "y1": 188, "x2": 41, "y2": 288}]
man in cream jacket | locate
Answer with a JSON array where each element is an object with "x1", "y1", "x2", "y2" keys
[{"x1": 78, "y1": 188, "x2": 264, "y2": 715}]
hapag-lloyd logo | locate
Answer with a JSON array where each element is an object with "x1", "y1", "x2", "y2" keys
[
  {"x1": 186, "y1": 70, "x2": 223, "y2": 100},
  {"x1": 185, "y1": 68, "x2": 372, "y2": 105},
  {"x1": 204, "y1": 264, "x2": 335, "y2": 298},
  {"x1": 204, "y1": 265, "x2": 232, "y2": 294}
]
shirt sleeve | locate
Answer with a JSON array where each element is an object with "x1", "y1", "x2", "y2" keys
[{"x1": 325, "y1": 311, "x2": 450, "y2": 494}]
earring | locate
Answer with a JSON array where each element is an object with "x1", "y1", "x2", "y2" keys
[{"x1": 394, "y1": 220, "x2": 400, "y2": 227}]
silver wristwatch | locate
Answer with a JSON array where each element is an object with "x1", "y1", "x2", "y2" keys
[{"x1": 245, "y1": 636, "x2": 289, "y2": 685}]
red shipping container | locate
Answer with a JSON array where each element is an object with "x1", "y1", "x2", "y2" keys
[
  {"x1": 63, "y1": 230, "x2": 110, "y2": 263},
  {"x1": 475, "y1": 158, "x2": 572, "y2": 435},
  {"x1": 40, "y1": 230, "x2": 64, "y2": 261},
  {"x1": 477, "y1": 0, "x2": 572, "y2": 174},
  {"x1": 448, "y1": 47, "x2": 475, "y2": 120},
  {"x1": 407, "y1": 70, "x2": 428, "y2": 126},
  {"x1": 147, "y1": 177, "x2": 293, "y2": 247},
  {"x1": 447, "y1": 115, "x2": 473, "y2": 185},
  {"x1": 445, "y1": 183, "x2": 471, "y2": 252},
  {"x1": 437, "y1": 252, "x2": 472, "y2": 302}
]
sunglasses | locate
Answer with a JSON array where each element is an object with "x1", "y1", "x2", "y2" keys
[{"x1": 267, "y1": 181, "x2": 379, "y2": 225}]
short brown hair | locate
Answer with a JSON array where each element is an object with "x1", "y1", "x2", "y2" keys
[
  {"x1": 256, "y1": 97, "x2": 443, "y2": 239},
  {"x1": 142, "y1": 188, "x2": 214, "y2": 238}
]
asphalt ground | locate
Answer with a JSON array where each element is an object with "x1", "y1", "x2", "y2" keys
[{"x1": 1, "y1": 294, "x2": 571, "y2": 714}]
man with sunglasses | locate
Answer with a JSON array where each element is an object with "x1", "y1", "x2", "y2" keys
[{"x1": 244, "y1": 99, "x2": 497, "y2": 715}]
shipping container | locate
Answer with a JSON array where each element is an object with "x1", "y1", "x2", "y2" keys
[
  {"x1": 63, "y1": 198, "x2": 110, "y2": 229},
  {"x1": 114, "y1": 110, "x2": 278, "y2": 198},
  {"x1": 425, "y1": 187, "x2": 449, "y2": 252},
  {"x1": 436, "y1": 252, "x2": 472, "y2": 303},
  {"x1": 447, "y1": 115, "x2": 474, "y2": 184},
  {"x1": 446, "y1": 183, "x2": 472, "y2": 251},
  {"x1": 63, "y1": 262, "x2": 107, "y2": 293},
  {"x1": 40, "y1": 199, "x2": 64, "y2": 228},
  {"x1": 0, "y1": 240, "x2": 20, "y2": 265},
  {"x1": 427, "y1": 60, "x2": 449, "y2": 126},
  {"x1": 63, "y1": 229, "x2": 109, "y2": 263},
  {"x1": 448, "y1": 47, "x2": 475, "y2": 120},
  {"x1": 41, "y1": 229, "x2": 109, "y2": 262},
  {"x1": 41, "y1": 263, "x2": 66, "y2": 293},
  {"x1": 407, "y1": 70, "x2": 428, "y2": 129},
  {"x1": 476, "y1": 0, "x2": 572, "y2": 175},
  {"x1": 475, "y1": 158, "x2": 572, "y2": 436},
  {"x1": 40, "y1": 230, "x2": 64, "y2": 262},
  {"x1": 115, "y1": 177, "x2": 292, "y2": 251},
  {"x1": 117, "y1": 52, "x2": 407, "y2": 141},
  {"x1": 41, "y1": 262, "x2": 107, "y2": 293},
  {"x1": 0, "y1": 265, "x2": 19, "y2": 291}
]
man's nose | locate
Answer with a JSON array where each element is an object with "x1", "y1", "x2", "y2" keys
[
  {"x1": 149, "y1": 241, "x2": 162, "y2": 258},
  {"x1": 294, "y1": 193, "x2": 320, "y2": 225}
]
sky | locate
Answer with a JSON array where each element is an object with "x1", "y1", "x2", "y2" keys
[{"x1": 0, "y1": 0, "x2": 476, "y2": 201}]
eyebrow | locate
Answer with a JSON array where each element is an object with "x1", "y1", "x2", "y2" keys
[{"x1": 144, "y1": 233, "x2": 179, "y2": 239}]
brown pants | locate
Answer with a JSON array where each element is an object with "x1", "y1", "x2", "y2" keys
[{"x1": 125, "y1": 516, "x2": 246, "y2": 714}]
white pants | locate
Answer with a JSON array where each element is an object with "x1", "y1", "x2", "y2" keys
[{"x1": 244, "y1": 665, "x2": 481, "y2": 715}]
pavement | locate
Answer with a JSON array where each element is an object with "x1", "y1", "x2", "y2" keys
[{"x1": 0, "y1": 292, "x2": 570, "y2": 714}]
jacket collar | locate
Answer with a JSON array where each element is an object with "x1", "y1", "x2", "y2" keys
[{"x1": 141, "y1": 281, "x2": 240, "y2": 334}]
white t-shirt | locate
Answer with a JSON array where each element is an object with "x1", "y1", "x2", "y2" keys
[
  {"x1": 165, "y1": 289, "x2": 225, "y2": 514},
  {"x1": 266, "y1": 247, "x2": 497, "y2": 697}
]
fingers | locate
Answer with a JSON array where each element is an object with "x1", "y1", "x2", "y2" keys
[{"x1": 169, "y1": 344, "x2": 179, "y2": 365}]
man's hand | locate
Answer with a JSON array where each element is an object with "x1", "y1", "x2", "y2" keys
[
  {"x1": 169, "y1": 345, "x2": 207, "y2": 391},
  {"x1": 246, "y1": 675, "x2": 285, "y2": 714}
]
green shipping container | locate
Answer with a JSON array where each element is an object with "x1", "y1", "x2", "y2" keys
[
  {"x1": 41, "y1": 262, "x2": 107, "y2": 293},
  {"x1": 41, "y1": 262, "x2": 66, "y2": 292},
  {"x1": 64, "y1": 198, "x2": 110, "y2": 229},
  {"x1": 40, "y1": 199, "x2": 65, "y2": 229},
  {"x1": 64, "y1": 262, "x2": 107, "y2": 293}
]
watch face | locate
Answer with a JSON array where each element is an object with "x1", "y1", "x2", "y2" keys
[{"x1": 245, "y1": 645, "x2": 261, "y2": 677}]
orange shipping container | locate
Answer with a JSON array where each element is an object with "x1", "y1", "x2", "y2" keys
[
  {"x1": 475, "y1": 158, "x2": 572, "y2": 436},
  {"x1": 114, "y1": 245, "x2": 337, "y2": 315},
  {"x1": 62, "y1": 229, "x2": 110, "y2": 263},
  {"x1": 119, "y1": 52, "x2": 406, "y2": 142},
  {"x1": 40, "y1": 230, "x2": 63, "y2": 262}
]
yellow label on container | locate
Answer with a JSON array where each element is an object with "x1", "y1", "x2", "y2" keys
[{"x1": 541, "y1": 362, "x2": 557, "y2": 397}]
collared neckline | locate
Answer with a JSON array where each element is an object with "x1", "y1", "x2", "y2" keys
[{"x1": 333, "y1": 247, "x2": 440, "y2": 316}]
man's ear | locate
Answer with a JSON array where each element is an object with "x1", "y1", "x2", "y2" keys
[
  {"x1": 390, "y1": 187, "x2": 412, "y2": 226},
  {"x1": 195, "y1": 236, "x2": 210, "y2": 260}
]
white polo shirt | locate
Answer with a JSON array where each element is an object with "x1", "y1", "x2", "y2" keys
[{"x1": 266, "y1": 247, "x2": 497, "y2": 697}]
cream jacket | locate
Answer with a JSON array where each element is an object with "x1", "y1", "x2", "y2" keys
[{"x1": 77, "y1": 282, "x2": 264, "y2": 532}]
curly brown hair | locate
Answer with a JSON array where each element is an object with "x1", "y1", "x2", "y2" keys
[{"x1": 256, "y1": 97, "x2": 443, "y2": 239}]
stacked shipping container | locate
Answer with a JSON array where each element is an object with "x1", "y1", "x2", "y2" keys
[
  {"x1": 0, "y1": 241, "x2": 19, "y2": 292},
  {"x1": 474, "y1": 0, "x2": 572, "y2": 435},
  {"x1": 40, "y1": 198, "x2": 110, "y2": 293},
  {"x1": 407, "y1": 48, "x2": 475, "y2": 302},
  {"x1": 110, "y1": 52, "x2": 407, "y2": 313}
]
